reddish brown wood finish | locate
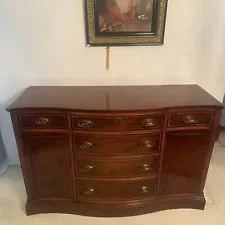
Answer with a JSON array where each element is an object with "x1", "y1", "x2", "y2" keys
[
  {"x1": 72, "y1": 114, "x2": 163, "y2": 131},
  {"x1": 75, "y1": 156, "x2": 159, "y2": 178},
  {"x1": 76, "y1": 178, "x2": 157, "y2": 202},
  {"x1": 19, "y1": 114, "x2": 67, "y2": 129},
  {"x1": 7, "y1": 85, "x2": 223, "y2": 217},
  {"x1": 160, "y1": 130, "x2": 210, "y2": 196},
  {"x1": 74, "y1": 133, "x2": 161, "y2": 155},
  {"x1": 22, "y1": 132, "x2": 74, "y2": 200},
  {"x1": 7, "y1": 85, "x2": 222, "y2": 111},
  {"x1": 25, "y1": 196, "x2": 206, "y2": 217},
  {"x1": 168, "y1": 112, "x2": 213, "y2": 128}
]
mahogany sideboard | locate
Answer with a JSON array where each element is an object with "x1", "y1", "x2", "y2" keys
[{"x1": 7, "y1": 85, "x2": 223, "y2": 217}]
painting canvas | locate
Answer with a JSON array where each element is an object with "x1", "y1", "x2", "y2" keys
[
  {"x1": 97, "y1": 0, "x2": 155, "y2": 33},
  {"x1": 85, "y1": 0, "x2": 168, "y2": 46}
]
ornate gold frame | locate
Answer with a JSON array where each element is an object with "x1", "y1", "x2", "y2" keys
[{"x1": 85, "y1": 0, "x2": 168, "y2": 46}]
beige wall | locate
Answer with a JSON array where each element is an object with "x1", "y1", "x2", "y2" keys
[
  {"x1": 194, "y1": 0, "x2": 225, "y2": 101},
  {"x1": 0, "y1": 0, "x2": 224, "y2": 164}
]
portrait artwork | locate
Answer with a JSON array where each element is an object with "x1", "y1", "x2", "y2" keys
[{"x1": 85, "y1": 0, "x2": 168, "y2": 46}]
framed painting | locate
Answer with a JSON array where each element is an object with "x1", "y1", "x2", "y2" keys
[{"x1": 84, "y1": 0, "x2": 168, "y2": 46}]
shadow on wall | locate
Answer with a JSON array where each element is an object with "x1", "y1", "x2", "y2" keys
[
  {"x1": 0, "y1": 88, "x2": 27, "y2": 165},
  {"x1": 220, "y1": 94, "x2": 225, "y2": 127},
  {"x1": 0, "y1": 131, "x2": 6, "y2": 164}
]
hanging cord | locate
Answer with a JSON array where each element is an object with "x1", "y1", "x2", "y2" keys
[{"x1": 106, "y1": 46, "x2": 110, "y2": 71}]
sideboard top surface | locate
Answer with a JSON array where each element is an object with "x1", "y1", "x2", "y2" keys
[{"x1": 7, "y1": 85, "x2": 223, "y2": 111}]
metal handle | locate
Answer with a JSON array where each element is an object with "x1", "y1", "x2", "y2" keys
[
  {"x1": 82, "y1": 188, "x2": 95, "y2": 195},
  {"x1": 80, "y1": 142, "x2": 93, "y2": 149},
  {"x1": 36, "y1": 117, "x2": 51, "y2": 126},
  {"x1": 139, "y1": 186, "x2": 149, "y2": 194},
  {"x1": 81, "y1": 165, "x2": 95, "y2": 172},
  {"x1": 78, "y1": 120, "x2": 94, "y2": 128},
  {"x1": 142, "y1": 140, "x2": 156, "y2": 148},
  {"x1": 182, "y1": 115, "x2": 198, "y2": 124},
  {"x1": 142, "y1": 118, "x2": 157, "y2": 127},
  {"x1": 139, "y1": 164, "x2": 152, "y2": 172}
]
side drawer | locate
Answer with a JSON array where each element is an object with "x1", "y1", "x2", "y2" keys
[
  {"x1": 72, "y1": 114, "x2": 164, "y2": 131},
  {"x1": 75, "y1": 156, "x2": 159, "y2": 178},
  {"x1": 74, "y1": 133, "x2": 161, "y2": 155},
  {"x1": 19, "y1": 114, "x2": 67, "y2": 129},
  {"x1": 168, "y1": 112, "x2": 213, "y2": 128},
  {"x1": 77, "y1": 178, "x2": 157, "y2": 202}
]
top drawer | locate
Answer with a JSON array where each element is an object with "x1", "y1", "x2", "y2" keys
[
  {"x1": 72, "y1": 114, "x2": 164, "y2": 131},
  {"x1": 19, "y1": 114, "x2": 67, "y2": 129},
  {"x1": 168, "y1": 112, "x2": 213, "y2": 128}
]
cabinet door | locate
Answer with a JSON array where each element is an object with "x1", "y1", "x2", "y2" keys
[
  {"x1": 160, "y1": 130, "x2": 211, "y2": 196},
  {"x1": 23, "y1": 133, "x2": 74, "y2": 200}
]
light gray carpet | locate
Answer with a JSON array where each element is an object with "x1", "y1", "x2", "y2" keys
[{"x1": 0, "y1": 135, "x2": 225, "y2": 224}]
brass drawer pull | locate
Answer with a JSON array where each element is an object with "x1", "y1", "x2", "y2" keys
[
  {"x1": 82, "y1": 188, "x2": 95, "y2": 195},
  {"x1": 139, "y1": 186, "x2": 149, "y2": 194},
  {"x1": 80, "y1": 142, "x2": 93, "y2": 149},
  {"x1": 139, "y1": 164, "x2": 152, "y2": 172},
  {"x1": 35, "y1": 117, "x2": 51, "y2": 126},
  {"x1": 182, "y1": 115, "x2": 198, "y2": 124},
  {"x1": 81, "y1": 165, "x2": 95, "y2": 172},
  {"x1": 78, "y1": 120, "x2": 94, "y2": 128},
  {"x1": 142, "y1": 140, "x2": 156, "y2": 148},
  {"x1": 142, "y1": 118, "x2": 157, "y2": 127}
]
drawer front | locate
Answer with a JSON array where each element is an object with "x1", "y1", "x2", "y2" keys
[
  {"x1": 19, "y1": 114, "x2": 67, "y2": 129},
  {"x1": 77, "y1": 179, "x2": 157, "y2": 202},
  {"x1": 74, "y1": 133, "x2": 161, "y2": 155},
  {"x1": 168, "y1": 112, "x2": 213, "y2": 128},
  {"x1": 72, "y1": 114, "x2": 163, "y2": 131},
  {"x1": 75, "y1": 157, "x2": 159, "y2": 178}
]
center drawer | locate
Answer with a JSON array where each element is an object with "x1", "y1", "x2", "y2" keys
[
  {"x1": 72, "y1": 114, "x2": 164, "y2": 131},
  {"x1": 77, "y1": 178, "x2": 157, "y2": 202},
  {"x1": 75, "y1": 156, "x2": 159, "y2": 178},
  {"x1": 73, "y1": 133, "x2": 161, "y2": 155}
]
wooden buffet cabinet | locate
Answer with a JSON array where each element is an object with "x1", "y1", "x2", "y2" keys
[{"x1": 7, "y1": 85, "x2": 223, "y2": 217}]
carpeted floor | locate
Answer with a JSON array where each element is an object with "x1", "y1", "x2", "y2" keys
[{"x1": 0, "y1": 134, "x2": 225, "y2": 225}]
